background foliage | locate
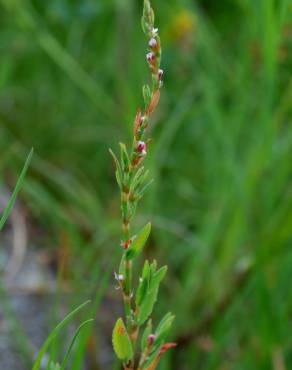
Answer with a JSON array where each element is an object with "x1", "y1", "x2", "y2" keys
[{"x1": 0, "y1": 0, "x2": 291, "y2": 369}]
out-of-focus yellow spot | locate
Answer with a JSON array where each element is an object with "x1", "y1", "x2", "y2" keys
[{"x1": 166, "y1": 9, "x2": 197, "y2": 46}]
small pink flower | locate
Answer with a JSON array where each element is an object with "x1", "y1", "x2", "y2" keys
[
  {"x1": 146, "y1": 52, "x2": 155, "y2": 63},
  {"x1": 149, "y1": 37, "x2": 157, "y2": 49},
  {"x1": 158, "y1": 68, "x2": 164, "y2": 80},
  {"x1": 147, "y1": 334, "x2": 156, "y2": 346},
  {"x1": 137, "y1": 141, "x2": 147, "y2": 155}
]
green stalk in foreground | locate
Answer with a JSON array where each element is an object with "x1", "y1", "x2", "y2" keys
[{"x1": 110, "y1": 1, "x2": 176, "y2": 370}]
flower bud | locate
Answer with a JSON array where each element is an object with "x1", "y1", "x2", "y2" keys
[
  {"x1": 118, "y1": 274, "x2": 124, "y2": 281},
  {"x1": 114, "y1": 272, "x2": 124, "y2": 282},
  {"x1": 123, "y1": 239, "x2": 131, "y2": 249},
  {"x1": 149, "y1": 37, "x2": 158, "y2": 49},
  {"x1": 147, "y1": 334, "x2": 156, "y2": 346},
  {"x1": 137, "y1": 141, "x2": 147, "y2": 155},
  {"x1": 158, "y1": 68, "x2": 164, "y2": 80},
  {"x1": 146, "y1": 52, "x2": 155, "y2": 63}
]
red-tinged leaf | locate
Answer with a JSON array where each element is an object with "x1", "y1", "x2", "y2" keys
[
  {"x1": 134, "y1": 109, "x2": 142, "y2": 137},
  {"x1": 159, "y1": 342, "x2": 177, "y2": 354},
  {"x1": 112, "y1": 318, "x2": 133, "y2": 361},
  {"x1": 144, "y1": 343, "x2": 177, "y2": 370},
  {"x1": 147, "y1": 90, "x2": 160, "y2": 115}
]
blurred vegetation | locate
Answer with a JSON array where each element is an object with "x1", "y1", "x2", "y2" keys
[{"x1": 0, "y1": 0, "x2": 292, "y2": 369}]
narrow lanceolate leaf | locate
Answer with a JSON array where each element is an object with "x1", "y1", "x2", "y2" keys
[
  {"x1": 136, "y1": 260, "x2": 150, "y2": 306},
  {"x1": 126, "y1": 222, "x2": 151, "y2": 260},
  {"x1": 119, "y1": 254, "x2": 126, "y2": 275},
  {"x1": 143, "y1": 84, "x2": 152, "y2": 108},
  {"x1": 109, "y1": 148, "x2": 121, "y2": 171},
  {"x1": 137, "y1": 266, "x2": 168, "y2": 325},
  {"x1": 137, "y1": 286, "x2": 158, "y2": 325},
  {"x1": 0, "y1": 148, "x2": 33, "y2": 231},
  {"x1": 115, "y1": 170, "x2": 122, "y2": 189},
  {"x1": 141, "y1": 319, "x2": 152, "y2": 351},
  {"x1": 152, "y1": 266, "x2": 167, "y2": 287},
  {"x1": 109, "y1": 148, "x2": 122, "y2": 187},
  {"x1": 147, "y1": 90, "x2": 160, "y2": 115},
  {"x1": 154, "y1": 312, "x2": 175, "y2": 347},
  {"x1": 143, "y1": 343, "x2": 177, "y2": 370},
  {"x1": 119, "y1": 143, "x2": 130, "y2": 173},
  {"x1": 137, "y1": 179, "x2": 154, "y2": 199},
  {"x1": 112, "y1": 318, "x2": 133, "y2": 361},
  {"x1": 130, "y1": 166, "x2": 145, "y2": 192}
]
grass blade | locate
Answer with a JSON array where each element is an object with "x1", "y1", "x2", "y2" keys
[
  {"x1": 60, "y1": 319, "x2": 94, "y2": 370},
  {"x1": 0, "y1": 148, "x2": 33, "y2": 231},
  {"x1": 32, "y1": 300, "x2": 91, "y2": 370}
]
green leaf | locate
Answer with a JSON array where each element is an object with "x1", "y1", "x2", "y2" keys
[
  {"x1": 32, "y1": 300, "x2": 91, "y2": 370},
  {"x1": 136, "y1": 260, "x2": 150, "y2": 306},
  {"x1": 137, "y1": 287, "x2": 158, "y2": 326},
  {"x1": 150, "y1": 260, "x2": 157, "y2": 275},
  {"x1": 130, "y1": 166, "x2": 145, "y2": 192},
  {"x1": 142, "y1": 260, "x2": 150, "y2": 278},
  {"x1": 142, "y1": 343, "x2": 177, "y2": 370},
  {"x1": 115, "y1": 170, "x2": 122, "y2": 189},
  {"x1": 137, "y1": 265, "x2": 168, "y2": 325},
  {"x1": 137, "y1": 179, "x2": 154, "y2": 199},
  {"x1": 155, "y1": 313, "x2": 175, "y2": 346},
  {"x1": 141, "y1": 319, "x2": 152, "y2": 351},
  {"x1": 141, "y1": 347, "x2": 160, "y2": 370},
  {"x1": 156, "y1": 313, "x2": 174, "y2": 336},
  {"x1": 112, "y1": 318, "x2": 133, "y2": 361},
  {"x1": 109, "y1": 148, "x2": 122, "y2": 187},
  {"x1": 138, "y1": 169, "x2": 150, "y2": 190},
  {"x1": 141, "y1": 16, "x2": 148, "y2": 35},
  {"x1": 152, "y1": 266, "x2": 168, "y2": 286},
  {"x1": 119, "y1": 253, "x2": 126, "y2": 275},
  {"x1": 0, "y1": 148, "x2": 33, "y2": 231},
  {"x1": 119, "y1": 143, "x2": 130, "y2": 173},
  {"x1": 126, "y1": 222, "x2": 151, "y2": 260},
  {"x1": 143, "y1": 84, "x2": 152, "y2": 108}
]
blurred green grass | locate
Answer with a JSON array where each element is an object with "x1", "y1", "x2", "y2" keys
[{"x1": 0, "y1": 0, "x2": 292, "y2": 369}]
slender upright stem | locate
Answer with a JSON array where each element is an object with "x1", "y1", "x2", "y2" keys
[{"x1": 112, "y1": 1, "x2": 164, "y2": 368}]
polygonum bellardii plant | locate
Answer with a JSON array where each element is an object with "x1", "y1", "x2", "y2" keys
[{"x1": 110, "y1": 1, "x2": 176, "y2": 370}]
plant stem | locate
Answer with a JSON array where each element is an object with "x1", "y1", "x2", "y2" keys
[{"x1": 113, "y1": 1, "x2": 164, "y2": 368}]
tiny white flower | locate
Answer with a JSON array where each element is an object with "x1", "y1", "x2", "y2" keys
[
  {"x1": 151, "y1": 27, "x2": 158, "y2": 36},
  {"x1": 114, "y1": 272, "x2": 124, "y2": 281}
]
